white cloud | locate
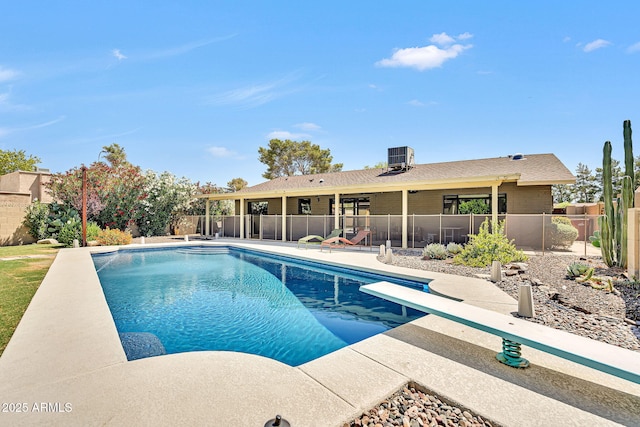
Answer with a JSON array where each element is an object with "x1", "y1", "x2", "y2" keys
[
  {"x1": 207, "y1": 146, "x2": 235, "y2": 158},
  {"x1": 294, "y1": 122, "x2": 321, "y2": 132},
  {"x1": 0, "y1": 127, "x2": 10, "y2": 138},
  {"x1": 376, "y1": 33, "x2": 473, "y2": 71},
  {"x1": 563, "y1": 36, "x2": 572, "y2": 43},
  {"x1": 0, "y1": 66, "x2": 19, "y2": 82},
  {"x1": 429, "y1": 32, "x2": 455, "y2": 46},
  {"x1": 583, "y1": 39, "x2": 611, "y2": 52},
  {"x1": 112, "y1": 49, "x2": 127, "y2": 60},
  {"x1": 627, "y1": 42, "x2": 640, "y2": 53},
  {"x1": 408, "y1": 99, "x2": 424, "y2": 107}
]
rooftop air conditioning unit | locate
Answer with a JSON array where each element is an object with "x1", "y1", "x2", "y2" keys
[{"x1": 388, "y1": 146, "x2": 415, "y2": 171}]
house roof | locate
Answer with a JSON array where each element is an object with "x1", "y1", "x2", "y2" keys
[{"x1": 201, "y1": 153, "x2": 575, "y2": 200}]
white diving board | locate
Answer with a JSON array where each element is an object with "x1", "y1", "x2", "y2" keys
[{"x1": 360, "y1": 281, "x2": 640, "y2": 384}]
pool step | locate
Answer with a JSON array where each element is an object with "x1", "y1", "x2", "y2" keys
[{"x1": 176, "y1": 246, "x2": 230, "y2": 255}]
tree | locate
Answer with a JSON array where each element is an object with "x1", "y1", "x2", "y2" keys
[
  {"x1": 101, "y1": 143, "x2": 128, "y2": 167},
  {"x1": 227, "y1": 177, "x2": 248, "y2": 191},
  {"x1": 258, "y1": 139, "x2": 343, "y2": 179},
  {"x1": 552, "y1": 184, "x2": 573, "y2": 204},
  {"x1": 573, "y1": 163, "x2": 598, "y2": 203},
  {"x1": 0, "y1": 149, "x2": 41, "y2": 175}
]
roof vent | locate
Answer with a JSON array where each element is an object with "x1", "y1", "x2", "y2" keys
[{"x1": 388, "y1": 146, "x2": 415, "y2": 171}]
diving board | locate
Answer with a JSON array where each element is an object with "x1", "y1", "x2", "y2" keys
[{"x1": 360, "y1": 281, "x2": 640, "y2": 384}]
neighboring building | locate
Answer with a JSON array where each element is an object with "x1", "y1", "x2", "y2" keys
[
  {"x1": 199, "y1": 150, "x2": 575, "y2": 248},
  {"x1": 0, "y1": 169, "x2": 52, "y2": 245}
]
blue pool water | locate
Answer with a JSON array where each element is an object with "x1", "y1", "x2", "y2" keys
[{"x1": 93, "y1": 246, "x2": 428, "y2": 366}]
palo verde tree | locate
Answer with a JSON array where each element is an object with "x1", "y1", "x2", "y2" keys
[
  {"x1": 258, "y1": 139, "x2": 343, "y2": 179},
  {"x1": 0, "y1": 148, "x2": 41, "y2": 175}
]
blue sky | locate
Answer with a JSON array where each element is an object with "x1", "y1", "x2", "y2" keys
[{"x1": 2, "y1": 1, "x2": 640, "y2": 187}]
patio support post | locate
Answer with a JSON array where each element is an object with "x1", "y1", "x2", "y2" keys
[
  {"x1": 281, "y1": 196, "x2": 287, "y2": 242},
  {"x1": 334, "y1": 192, "x2": 340, "y2": 231},
  {"x1": 402, "y1": 189, "x2": 408, "y2": 249},
  {"x1": 492, "y1": 183, "x2": 499, "y2": 229},
  {"x1": 239, "y1": 197, "x2": 245, "y2": 239},
  {"x1": 205, "y1": 199, "x2": 210, "y2": 236}
]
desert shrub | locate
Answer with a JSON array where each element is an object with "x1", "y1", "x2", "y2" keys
[
  {"x1": 566, "y1": 262, "x2": 591, "y2": 279},
  {"x1": 549, "y1": 222, "x2": 579, "y2": 248},
  {"x1": 454, "y1": 220, "x2": 527, "y2": 267},
  {"x1": 86, "y1": 221, "x2": 101, "y2": 241},
  {"x1": 552, "y1": 216, "x2": 572, "y2": 226},
  {"x1": 57, "y1": 218, "x2": 82, "y2": 247},
  {"x1": 23, "y1": 199, "x2": 50, "y2": 240},
  {"x1": 96, "y1": 228, "x2": 132, "y2": 246},
  {"x1": 423, "y1": 243, "x2": 448, "y2": 260},
  {"x1": 446, "y1": 242, "x2": 463, "y2": 255}
]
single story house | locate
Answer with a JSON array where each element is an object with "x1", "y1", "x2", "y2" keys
[{"x1": 199, "y1": 150, "x2": 575, "y2": 248}]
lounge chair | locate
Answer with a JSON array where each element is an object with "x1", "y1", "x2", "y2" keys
[
  {"x1": 320, "y1": 229, "x2": 371, "y2": 252},
  {"x1": 297, "y1": 229, "x2": 343, "y2": 249}
]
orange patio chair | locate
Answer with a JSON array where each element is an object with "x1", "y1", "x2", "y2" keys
[{"x1": 320, "y1": 229, "x2": 371, "y2": 252}]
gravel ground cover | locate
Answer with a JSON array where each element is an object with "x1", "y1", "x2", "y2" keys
[{"x1": 346, "y1": 250, "x2": 640, "y2": 427}]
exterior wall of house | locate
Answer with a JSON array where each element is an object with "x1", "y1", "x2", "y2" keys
[
  {"x1": 367, "y1": 183, "x2": 553, "y2": 215},
  {"x1": 235, "y1": 182, "x2": 553, "y2": 217}
]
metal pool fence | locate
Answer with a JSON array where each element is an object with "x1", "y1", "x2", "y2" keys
[{"x1": 176, "y1": 213, "x2": 601, "y2": 256}]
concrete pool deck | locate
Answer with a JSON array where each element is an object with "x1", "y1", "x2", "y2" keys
[{"x1": 1, "y1": 239, "x2": 639, "y2": 426}]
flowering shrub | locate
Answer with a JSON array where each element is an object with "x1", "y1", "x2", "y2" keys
[
  {"x1": 96, "y1": 228, "x2": 132, "y2": 246},
  {"x1": 46, "y1": 162, "x2": 145, "y2": 231},
  {"x1": 135, "y1": 171, "x2": 199, "y2": 237}
]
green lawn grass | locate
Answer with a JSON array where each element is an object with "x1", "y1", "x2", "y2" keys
[{"x1": 0, "y1": 244, "x2": 61, "y2": 356}]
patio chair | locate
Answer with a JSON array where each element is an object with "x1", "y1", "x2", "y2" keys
[
  {"x1": 297, "y1": 228, "x2": 343, "y2": 249},
  {"x1": 320, "y1": 229, "x2": 371, "y2": 252}
]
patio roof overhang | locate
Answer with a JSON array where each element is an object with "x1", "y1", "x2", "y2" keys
[{"x1": 196, "y1": 173, "x2": 525, "y2": 201}]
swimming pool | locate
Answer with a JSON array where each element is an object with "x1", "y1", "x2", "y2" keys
[{"x1": 93, "y1": 245, "x2": 429, "y2": 366}]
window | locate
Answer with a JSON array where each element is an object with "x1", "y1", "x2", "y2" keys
[
  {"x1": 249, "y1": 201, "x2": 268, "y2": 215},
  {"x1": 329, "y1": 197, "x2": 370, "y2": 215},
  {"x1": 298, "y1": 198, "x2": 311, "y2": 214},
  {"x1": 443, "y1": 194, "x2": 506, "y2": 214}
]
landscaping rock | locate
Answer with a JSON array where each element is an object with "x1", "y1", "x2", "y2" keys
[{"x1": 37, "y1": 238, "x2": 58, "y2": 245}]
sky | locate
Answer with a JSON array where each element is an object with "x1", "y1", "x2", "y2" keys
[{"x1": 2, "y1": 1, "x2": 640, "y2": 187}]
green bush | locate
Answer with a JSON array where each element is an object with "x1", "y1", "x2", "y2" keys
[
  {"x1": 46, "y1": 202, "x2": 80, "y2": 239},
  {"x1": 86, "y1": 222, "x2": 101, "y2": 241},
  {"x1": 551, "y1": 216, "x2": 572, "y2": 226},
  {"x1": 96, "y1": 228, "x2": 132, "y2": 246},
  {"x1": 23, "y1": 200, "x2": 50, "y2": 240},
  {"x1": 454, "y1": 220, "x2": 527, "y2": 267},
  {"x1": 423, "y1": 243, "x2": 448, "y2": 260},
  {"x1": 446, "y1": 242, "x2": 463, "y2": 255},
  {"x1": 57, "y1": 218, "x2": 82, "y2": 247},
  {"x1": 549, "y1": 222, "x2": 579, "y2": 248}
]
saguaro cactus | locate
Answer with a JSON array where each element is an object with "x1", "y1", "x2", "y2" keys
[{"x1": 599, "y1": 120, "x2": 634, "y2": 268}]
